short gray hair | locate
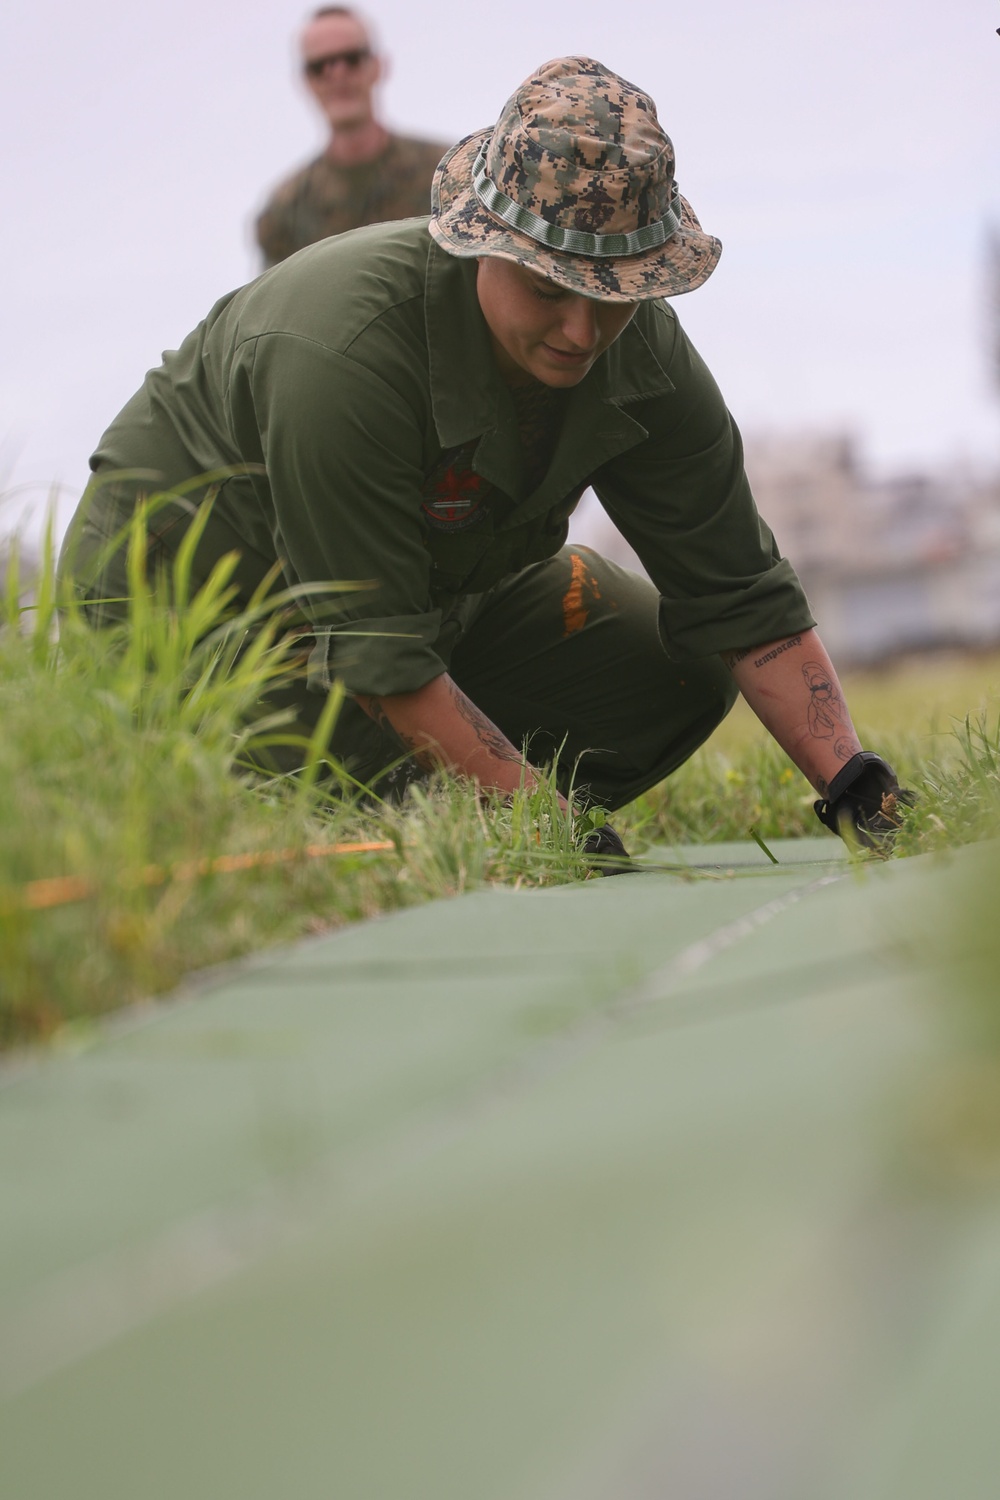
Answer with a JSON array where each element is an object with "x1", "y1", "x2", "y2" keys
[{"x1": 304, "y1": 6, "x2": 379, "y2": 53}]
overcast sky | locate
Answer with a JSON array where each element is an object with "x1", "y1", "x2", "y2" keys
[{"x1": 2, "y1": 0, "x2": 998, "y2": 536}]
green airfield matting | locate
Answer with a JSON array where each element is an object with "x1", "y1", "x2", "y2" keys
[{"x1": 3, "y1": 838, "x2": 1000, "y2": 1499}]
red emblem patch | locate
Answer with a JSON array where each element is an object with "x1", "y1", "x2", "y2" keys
[{"x1": 420, "y1": 459, "x2": 488, "y2": 532}]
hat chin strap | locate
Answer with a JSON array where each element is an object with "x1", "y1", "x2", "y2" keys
[{"x1": 471, "y1": 144, "x2": 683, "y2": 259}]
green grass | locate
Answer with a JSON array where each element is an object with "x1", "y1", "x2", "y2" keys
[
  {"x1": 0, "y1": 509, "x2": 594, "y2": 1049},
  {"x1": 1, "y1": 506, "x2": 998, "y2": 1049}
]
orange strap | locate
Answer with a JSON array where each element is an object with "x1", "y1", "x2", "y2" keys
[{"x1": 15, "y1": 840, "x2": 399, "y2": 913}]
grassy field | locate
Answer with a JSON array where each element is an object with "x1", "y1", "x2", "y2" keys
[
  {"x1": 1, "y1": 512, "x2": 998, "y2": 1048},
  {"x1": 0, "y1": 514, "x2": 605, "y2": 1049}
]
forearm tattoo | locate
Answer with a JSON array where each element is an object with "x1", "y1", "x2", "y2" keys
[
  {"x1": 361, "y1": 685, "x2": 521, "y2": 772},
  {"x1": 724, "y1": 637, "x2": 860, "y2": 780},
  {"x1": 362, "y1": 696, "x2": 436, "y2": 770},
  {"x1": 446, "y1": 679, "x2": 522, "y2": 763},
  {"x1": 801, "y1": 662, "x2": 856, "y2": 764},
  {"x1": 364, "y1": 696, "x2": 394, "y2": 738},
  {"x1": 801, "y1": 662, "x2": 840, "y2": 739},
  {"x1": 753, "y1": 635, "x2": 801, "y2": 668},
  {"x1": 723, "y1": 635, "x2": 804, "y2": 672}
]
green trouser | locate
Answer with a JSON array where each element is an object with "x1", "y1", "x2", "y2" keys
[{"x1": 61, "y1": 475, "x2": 737, "y2": 812}]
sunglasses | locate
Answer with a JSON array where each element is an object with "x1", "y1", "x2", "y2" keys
[{"x1": 303, "y1": 48, "x2": 372, "y2": 78}]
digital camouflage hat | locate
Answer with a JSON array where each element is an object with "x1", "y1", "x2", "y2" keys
[{"x1": 430, "y1": 56, "x2": 722, "y2": 302}]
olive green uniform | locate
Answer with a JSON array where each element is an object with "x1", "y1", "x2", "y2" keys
[
  {"x1": 256, "y1": 135, "x2": 448, "y2": 267},
  {"x1": 64, "y1": 218, "x2": 815, "y2": 807}
]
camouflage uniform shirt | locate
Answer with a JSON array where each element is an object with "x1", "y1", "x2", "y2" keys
[
  {"x1": 80, "y1": 218, "x2": 813, "y2": 697},
  {"x1": 256, "y1": 134, "x2": 447, "y2": 266}
]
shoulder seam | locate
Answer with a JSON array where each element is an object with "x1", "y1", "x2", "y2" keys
[{"x1": 232, "y1": 292, "x2": 425, "y2": 363}]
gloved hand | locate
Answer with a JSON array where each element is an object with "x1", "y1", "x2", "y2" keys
[
  {"x1": 813, "y1": 751, "x2": 915, "y2": 849},
  {"x1": 580, "y1": 820, "x2": 634, "y2": 875}
]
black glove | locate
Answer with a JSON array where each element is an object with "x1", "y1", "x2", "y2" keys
[
  {"x1": 581, "y1": 822, "x2": 635, "y2": 875},
  {"x1": 813, "y1": 751, "x2": 915, "y2": 848}
]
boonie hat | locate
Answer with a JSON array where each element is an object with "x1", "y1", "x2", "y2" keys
[{"x1": 430, "y1": 56, "x2": 721, "y2": 302}]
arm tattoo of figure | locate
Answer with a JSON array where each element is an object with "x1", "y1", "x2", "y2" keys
[
  {"x1": 446, "y1": 680, "x2": 522, "y2": 763},
  {"x1": 801, "y1": 661, "x2": 845, "y2": 740}
]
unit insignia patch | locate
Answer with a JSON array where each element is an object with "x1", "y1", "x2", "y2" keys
[{"x1": 420, "y1": 451, "x2": 491, "y2": 532}]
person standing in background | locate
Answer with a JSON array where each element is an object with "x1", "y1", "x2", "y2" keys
[{"x1": 255, "y1": 6, "x2": 448, "y2": 267}]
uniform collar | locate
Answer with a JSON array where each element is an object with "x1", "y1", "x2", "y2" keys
[
  {"x1": 594, "y1": 307, "x2": 675, "y2": 406},
  {"x1": 424, "y1": 239, "x2": 500, "y2": 448}
]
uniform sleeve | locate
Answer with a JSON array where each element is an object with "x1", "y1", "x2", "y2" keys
[
  {"x1": 594, "y1": 313, "x2": 815, "y2": 660},
  {"x1": 229, "y1": 331, "x2": 446, "y2": 696}
]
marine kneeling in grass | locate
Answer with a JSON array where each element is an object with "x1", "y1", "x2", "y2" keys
[{"x1": 61, "y1": 56, "x2": 908, "y2": 864}]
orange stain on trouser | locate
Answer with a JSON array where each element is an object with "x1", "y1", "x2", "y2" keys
[{"x1": 562, "y1": 550, "x2": 602, "y2": 636}]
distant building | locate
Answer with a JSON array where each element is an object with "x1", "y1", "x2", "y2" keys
[
  {"x1": 570, "y1": 433, "x2": 1000, "y2": 664},
  {"x1": 743, "y1": 434, "x2": 1000, "y2": 662}
]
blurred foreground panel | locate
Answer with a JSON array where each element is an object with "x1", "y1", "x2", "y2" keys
[{"x1": 1, "y1": 838, "x2": 999, "y2": 1500}]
